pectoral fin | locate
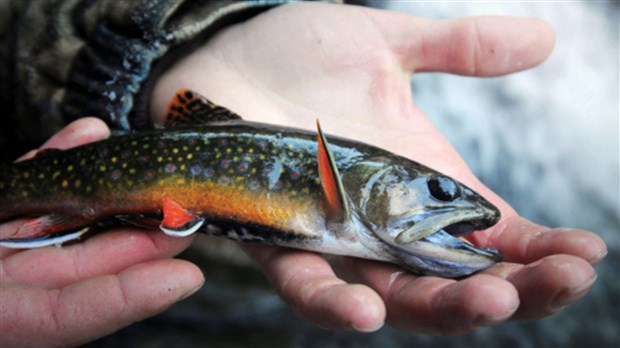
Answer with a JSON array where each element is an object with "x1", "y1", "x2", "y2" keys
[
  {"x1": 159, "y1": 196, "x2": 204, "y2": 237},
  {"x1": 164, "y1": 89, "x2": 242, "y2": 127},
  {"x1": 317, "y1": 120, "x2": 350, "y2": 222}
]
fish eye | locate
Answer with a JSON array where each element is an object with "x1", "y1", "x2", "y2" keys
[{"x1": 428, "y1": 176, "x2": 460, "y2": 202}]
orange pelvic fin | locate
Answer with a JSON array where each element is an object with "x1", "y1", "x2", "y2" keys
[
  {"x1": 159, "y1": 195, "x2": 204, "y2": 237},
  {"x1": 316, "y1": 120, "x2": 350, "y2": 222}
]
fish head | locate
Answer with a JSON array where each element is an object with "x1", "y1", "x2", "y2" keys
[{"x1": 342, "y1": 157, "x2": 502, "y2": 277}]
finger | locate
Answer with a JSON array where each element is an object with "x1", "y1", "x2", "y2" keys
[
  {"x1": 373, "y1": 10, "x2": 555, "y2": 76},
  {"x1": 242, "y1": 244, "x2": 386, "y2": 332},
  {"x1": 487, "y1": 254, "x2": 597, "y2": 320},
  {"x1": 336, "y1": 257, "x2": 518, "y2": 334},
  {"x1": 17, "y1": 117, "x2": 110, "y2": 161},
  {"x1": 1, "y1": 228, "x2": 195, "y2": 288},
  {"x1": 482, "y1": 216, "x2": 607, "y2": 265},
  {"x1": 0, "y1": 259, "x2": 204, "y2": 347}
]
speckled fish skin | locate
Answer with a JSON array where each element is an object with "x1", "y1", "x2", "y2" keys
[{"x1": 0, "y1": 120, "x2": 502, "y2": 277}]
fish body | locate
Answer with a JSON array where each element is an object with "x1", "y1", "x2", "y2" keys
[{"x1": 0, "y1": 90, "x2": 501, "y2": 277}]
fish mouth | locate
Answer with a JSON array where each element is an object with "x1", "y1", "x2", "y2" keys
[{"x1": 374, "y1": 206, "x2": 502, "y2": 278}]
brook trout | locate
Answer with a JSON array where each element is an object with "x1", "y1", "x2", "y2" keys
[{"x1": 0, "y1": 90, "x2": 501, "y2": 277}]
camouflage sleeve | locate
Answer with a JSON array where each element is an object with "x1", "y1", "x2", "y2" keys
[{"x1": 0, "y1": 0, "x2": 341, "y2": 163}]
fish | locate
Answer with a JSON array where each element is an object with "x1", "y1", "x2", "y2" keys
[{"x1": 0, "y1": 89, "x2": 502, "y2": 277}]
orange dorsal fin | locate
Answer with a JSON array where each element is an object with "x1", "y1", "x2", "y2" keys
[
  {"x1": 163, "y1": 89, "x2": 242, "y2": 128},
  {"x1": 159, "y1": 195, "x2": 204, "y2": 237},
  {"x1": 316, "y1": 120, "x2": 350, "y2": 222}
]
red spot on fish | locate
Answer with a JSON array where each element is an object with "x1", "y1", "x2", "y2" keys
[
  {"x1": 111, "y1": 169, "x2": 122, "y2": 180},
  {"x1": 165, "y1": 164, "x2": 177, "y2": 173},
  {"x1": 121, "y1": 150, "x2": 131, "y2": 159}
]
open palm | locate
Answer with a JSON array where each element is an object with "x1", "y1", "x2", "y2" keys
[
  {"x1": 153, "y1": 2, "x2": 606, "y2": 333},
  {"x1": 1, "y1": 2, "x2": 607, "y2": 346}
]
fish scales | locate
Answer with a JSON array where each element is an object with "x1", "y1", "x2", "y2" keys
[
  {"x1": 0, "y1": 122, "x2": 364, "y2": 240},
  {"x1": 0, "y1": 89, "x2": 503, "y2": 277}
]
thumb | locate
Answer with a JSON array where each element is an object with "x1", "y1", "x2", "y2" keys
[{"x1": 372, "y1": 10, "x2": 555, "y2": 76}]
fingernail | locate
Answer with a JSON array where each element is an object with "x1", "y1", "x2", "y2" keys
[
  {"x1": 180, "y1": 279, "x2": 205, "y2": 301},
  {"x1": 550, "y1": 273, "x2": 597, "y2": 309}
]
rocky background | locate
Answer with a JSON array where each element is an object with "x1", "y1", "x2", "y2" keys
[{"x1": 87, "y1": 2, "x2": 619, "y2": 347}]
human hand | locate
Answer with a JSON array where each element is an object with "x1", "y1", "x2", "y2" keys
[
  {"x1": 0, "y1": 119, "x2": 205, "y2": 346},
  {"x1": 152, "y1": 2, "x2": 607, "y2": 334}
]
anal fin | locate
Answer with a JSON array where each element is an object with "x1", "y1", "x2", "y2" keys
[
  {"x1": 159, "y1": 196, "x2": 204, "y2": 237},
  {"x1": 0, "y1": 227, "x2": 90, "y2": 249},
  {"x1": 0, "y1": 214, "x2": 93, "y2": 249}
]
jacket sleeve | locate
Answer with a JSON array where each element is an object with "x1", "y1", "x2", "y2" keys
[{"x1": 0, "y1": 0, "x2": 342, "y2": 163}]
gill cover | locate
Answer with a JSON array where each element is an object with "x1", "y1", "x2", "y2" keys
[{"x1": 343, "y1": 159, "x2": 502, "y2": 277}]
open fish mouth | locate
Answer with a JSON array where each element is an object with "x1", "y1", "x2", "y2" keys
[{"x1": 371, "y1": 206, "x2": 502, "y2": 277}]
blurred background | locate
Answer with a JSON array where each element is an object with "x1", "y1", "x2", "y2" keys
[{"x1": 87, "y1": 1, "x2": 619, "y2": 347}]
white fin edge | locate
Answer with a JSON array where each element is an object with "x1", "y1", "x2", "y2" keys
[
  {"x1": 0, "y1": 227, "x2": 89, "y2": 249},
  {"x1": 159, "y1": 218, "x2": 204, "y2": 237}
]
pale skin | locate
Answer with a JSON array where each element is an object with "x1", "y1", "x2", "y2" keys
[{"x1": 0, "y1": 3, "x2": 607, "y2": 346}]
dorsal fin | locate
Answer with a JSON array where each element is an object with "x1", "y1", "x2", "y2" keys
[
  {"x1": 316, "y1": 120, "x2": 350, "y2": 222},
  {"x1": 164, "y1": 89, "x2": 242, "y2": 127}
]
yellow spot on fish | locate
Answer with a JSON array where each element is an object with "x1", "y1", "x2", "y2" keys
[
  {"x1": 111, "y1": 157, "x2": 117, "y2": 163},
  {"x1": 157, "y1": 156, "x2": 163, "y2": 162},
  {"x1": 131, "y1": 140, "x2": 138, "y2": 146},
  {"x1": 62, "y1": 180, "x2": 69, "y2": 189},
  {"x1": 52, "y1": 171, "x2": 61, "y2": 180},
  {"x1": 22, "y1": 190, "x2": 29, "y2": 197},
  {"x1": 248, "y1": 148, "x2": 254, "y2": 154},
  {"x1": 99, "y1": 165, "x2": 106, "y2": 172},
  {"x1": 173, "y1": 148, "x2": 179, "y2": 154},
  {"x1": 237, "y1": 147, "x2": 243, "y2": 153},
  {"x1": 186, "y1": 154, "x2": 193, "y2": 160},
  {"x1": 290, "y1": 190, "x2": 298, "y2": 197},
  {"x1": 129, "y1": 168, "x2": 136, "y2": 174},
  {"x1": 226, "y1": 148, "x2": 232, "y2": 154},
  {"x1": 143, "y1": 144, "x2": 150, "y2": 149},
  {"x1": 259, "y1": 154, "x2": 265, "y2": 160},
  {"x1": 67, "y1": 165, "x2": 74, "y2": 172},
  {"x1": 301, "y1": 188, "x2": 310, "y2": 195},
  {"x1": 180, "y1": 164, "x2": 186, "y2": 171},
  {"x1": 86, "y1": 185, "x2": 92, "y2": 193},
  {"x1": 122, "y1": 163, "x2": 128, "y2": 169},
  {"x1": 23, "y1": 172, "x2": 30, "y2": 179},
  {"x1": 75, "y1": 180, "x2": 81, "y2": 188}
]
